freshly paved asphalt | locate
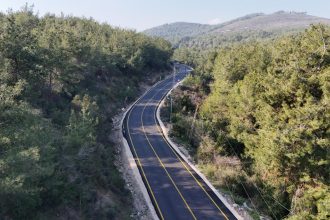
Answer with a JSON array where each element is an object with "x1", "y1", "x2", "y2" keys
[{"x1": 123, "y1": 64, "x2": 237, "y2": 220}]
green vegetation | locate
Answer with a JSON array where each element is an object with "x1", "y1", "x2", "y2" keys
[
  {"x1": 0, "y1": 6, "x2": 172, "y2": 219},
  {"x1": 145, "y1": 11, "x2": 330, "y2": 49},
  {"x1": 165, "y1": 25, "x2": 330, "y2": 219}
]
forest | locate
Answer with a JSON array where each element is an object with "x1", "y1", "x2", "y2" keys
[
  {"x1": 0, "y1": 6, "x2": 172, "y2": 219},
  {"x1": 167, "y1": 24, "x2": 329, "y2": 219}
]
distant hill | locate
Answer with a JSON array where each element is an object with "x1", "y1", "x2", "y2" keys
[
  {"x1": 144, "y1": 11, "x2": 330, "y2": 48},
  {"x1": 143, "y1": 22, "x2": 213, "y2": 45}
]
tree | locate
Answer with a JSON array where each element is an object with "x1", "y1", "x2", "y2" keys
[{"x1": 172, "y1": 24, "x2": 330, "y2": 219}]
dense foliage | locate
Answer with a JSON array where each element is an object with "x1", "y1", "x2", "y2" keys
[
  {"x1": 166, "y1": 25, "x2": 330, "y2": 219},
  {"x1": 0, "y1": 6, "x2": 172, "y2": 219}
]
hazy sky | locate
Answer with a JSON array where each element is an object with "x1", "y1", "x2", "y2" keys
[{"x1": 1, "y1": 0, "x2": 329, "y2": 31}]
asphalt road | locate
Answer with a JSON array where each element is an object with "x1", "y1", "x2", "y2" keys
[{"x1": 123, "y1": 64, "x2": 237, "y2": 220}]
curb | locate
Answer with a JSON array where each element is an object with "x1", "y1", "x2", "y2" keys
[
  {"x1": 155, "y1": 78, "x2": 244, "y2": 220},
  {"x1": 120, "y1": 80, "x2": 164, "y2": 220},
  {"x1": 119, "y1": 72, "x2": 179, "y2": 220}
]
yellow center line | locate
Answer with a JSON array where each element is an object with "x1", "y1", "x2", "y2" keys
[
  {"x1": 126, "y1": 106, "x2": 165, "y2": 220},
  {"x1": 154, "y1": 76, "x2": 230, "y2": 220},
  {"x1": 141, "y1": 85, "x2": 197, "y2": 220}
]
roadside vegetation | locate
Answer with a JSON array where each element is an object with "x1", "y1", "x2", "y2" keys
[
  {"x1": 0, "y1": 6, "x2": 172, "y2": 219},
  {"x1": 165, "y1": 24, "x2": 330, "y2": 219}
]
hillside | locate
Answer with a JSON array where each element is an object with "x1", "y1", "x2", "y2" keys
[
  {"x1": 144, "y1": 11, "x2": 330, "y2": 48},
  {"x1": 143, "y1": 22, "x2": 213, "y2": 45},
  {"x1": 0, "y1": 7, "x2": 172, "y2": 219}
]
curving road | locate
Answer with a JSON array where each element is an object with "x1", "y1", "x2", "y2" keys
[{"x1": 123, "y1": 64, "x2": 237, "y2": 220}]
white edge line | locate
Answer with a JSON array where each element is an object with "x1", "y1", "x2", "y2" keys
[{"x1": 156, "y1": 68, "x2": 244, "y2": 220}]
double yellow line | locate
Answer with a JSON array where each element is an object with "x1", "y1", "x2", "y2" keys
[{"x1": 127, "y1": 75, "x2": 229, "y2": 220}]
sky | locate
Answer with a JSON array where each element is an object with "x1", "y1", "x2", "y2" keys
[{"x1": 0, "y1": 0, "x2": 329, "y2": 31}]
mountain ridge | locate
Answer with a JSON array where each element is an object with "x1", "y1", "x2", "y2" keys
[{"x1": 143, "y1": 11, "x2": 330, "y2": 48}]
